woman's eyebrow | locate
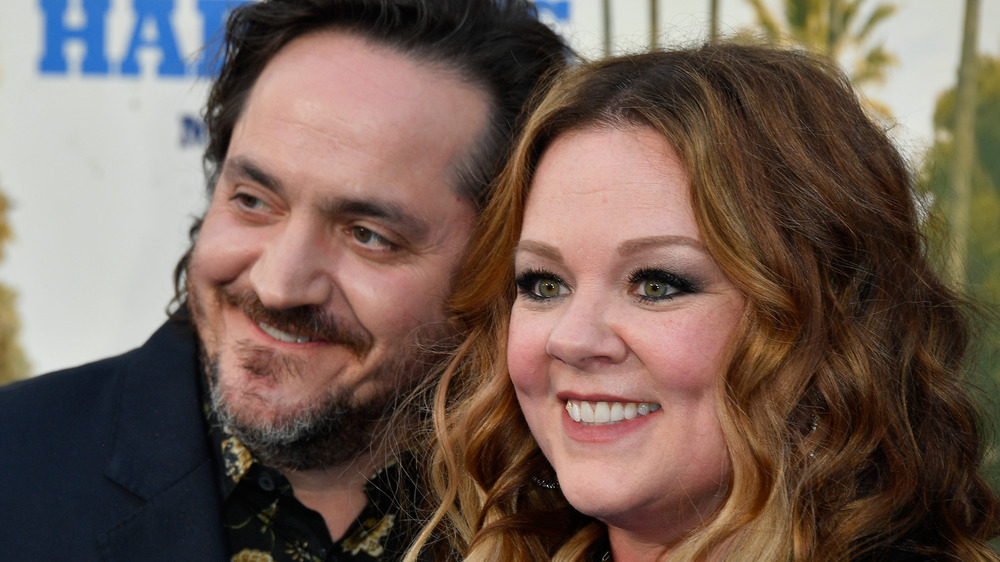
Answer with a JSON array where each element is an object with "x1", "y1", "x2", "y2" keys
[{"x1": 618, "y1": 235, "x2": 707, "y2": 257}]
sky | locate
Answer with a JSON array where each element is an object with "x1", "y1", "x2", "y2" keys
[{"x1": 0, "y1": 0, "x2": 998, "y2": 375}]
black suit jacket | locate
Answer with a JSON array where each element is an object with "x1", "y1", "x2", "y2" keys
[{"x1": 0, "y1": 315, "x2": 228, "y2": 561}]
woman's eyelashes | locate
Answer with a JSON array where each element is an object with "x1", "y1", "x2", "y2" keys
[
  {"x1": 628, "y1": 267, "x2": 698, "y2": 302},
  {"x1": 515, "y1": 269, "x2": 569, "y2": 300},
  {"x1": 513, "y1": 266, "x2": 699, "y2": 302}
]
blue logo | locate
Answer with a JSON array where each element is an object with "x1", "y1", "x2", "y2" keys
[
  {"x1": 37, "y1": 0, "x2": 571, "y2": 149},
  {"x1": 38, "y1": 0, "x2": 246, "y2": 77},
  {"x1": 535, "y1": 1, "x2": 570, "y2": 22}
]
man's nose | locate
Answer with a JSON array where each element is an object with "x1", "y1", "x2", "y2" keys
[
  {"x1": 544, "y1": 290, "x2": 628, "y2": 370},
  {"x1": 248, "y1": 218, "x2": 333, "y2": 310}
]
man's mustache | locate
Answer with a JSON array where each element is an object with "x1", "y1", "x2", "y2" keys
[{"x1": 220, "y1": 289, "x2": 373, "y2": 358}]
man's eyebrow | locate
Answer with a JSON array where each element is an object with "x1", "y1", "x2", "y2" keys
[
  {"x1": 223, "y1": 155, "x2": 284, "y2": 196},
  {"x1": 222, "y1": 157, "x2": 431, "y2": 241},
  {"x1": 323, "y1": 197, "x2": 431, "y2": 241}
]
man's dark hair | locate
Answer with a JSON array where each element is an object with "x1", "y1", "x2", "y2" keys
[{"x1": 170, "y1": 0, "x2": 571, "y2": 309}]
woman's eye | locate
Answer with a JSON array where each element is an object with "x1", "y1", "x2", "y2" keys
[
  {"x1": 515, "y1": 271, "x2": 569, "y2": 300},
  {"x1": 630, "y1": 269, "x2": 695, "y2": 302},
  {"x1": 351, "y1": 226, "x2": 396, "y2": 250},
  {"x1": 534, "y1": 278, "x2": 564, "y2": 298},
  {"x1": 638, "y1": 278, "x2": 675, "y2": 299}
]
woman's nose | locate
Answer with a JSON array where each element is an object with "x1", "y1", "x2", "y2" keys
[{"x1": 544, "y1": 291, "x2": 627, "y2": 370}]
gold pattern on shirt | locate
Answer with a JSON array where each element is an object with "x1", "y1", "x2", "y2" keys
[
  {"x1": 340, "y1": 514, "x2": 396, "y2": 557},
  {"x1": 255, "y1": 499, "x2": 279, "y2": 538},
  {"x1": 221, "y1": 431, "x2": 254, "y2": 483},
  {"x1": 226, "y1": 497, "x2": 280, "y2": 545},
  {"x1": 231, "y1": 549, "x2": 276, "y2": 562},
  {"x1": 284, "y1": 541, "x2": 323, "y2": 562}
]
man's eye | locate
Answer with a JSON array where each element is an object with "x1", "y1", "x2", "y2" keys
[
  {"x1": 232, "y1": 193, "x2": 270, "y2": 211},
  {"x1": 351, "y1": 226, "x2": 395, "y2": 249}
]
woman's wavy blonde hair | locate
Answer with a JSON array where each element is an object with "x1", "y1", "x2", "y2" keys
[{"x1": 404, "y1": 42, "x2": 1000, "y2": 561}]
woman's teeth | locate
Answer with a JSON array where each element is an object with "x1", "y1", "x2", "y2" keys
[{"x1": 565, "y1": 399, "x2": 661, "y2": 425}]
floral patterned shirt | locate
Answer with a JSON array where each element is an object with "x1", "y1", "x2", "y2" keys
[{"x1": 204, "y1": 404, "x2": 417, "y2": 562}]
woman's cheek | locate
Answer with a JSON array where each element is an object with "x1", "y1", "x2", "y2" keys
[{"x1": 507, "y1": 309, "x2": 549, "y2": 396}]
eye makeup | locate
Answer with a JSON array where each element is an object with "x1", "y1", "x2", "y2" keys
[
  {"x1": 627, "y1": 267, "x2": 700, "y2": 303},
  {"x1": 514, "y1": 268, "x2": 569, "y2": 301}
]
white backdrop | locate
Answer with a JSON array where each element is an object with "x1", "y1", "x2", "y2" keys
[{"x1": 1, "y1": 0, "x2": 998, "y2": 375}]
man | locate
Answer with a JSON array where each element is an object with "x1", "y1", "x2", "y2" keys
[{"x1": 0, "y1": 1, "x2": 569, "y2": 560}]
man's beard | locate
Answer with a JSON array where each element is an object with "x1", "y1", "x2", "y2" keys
[
  {"x1": 206, "y1": 345, "x2": 421, "y2": 472},
  {"x1": 193, "y1": 287, "x2": 448, "y2": 472}
]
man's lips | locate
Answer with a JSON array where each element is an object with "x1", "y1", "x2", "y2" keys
[{"x1": 219, "y1": 288, "x2": 373, "y2": 357}]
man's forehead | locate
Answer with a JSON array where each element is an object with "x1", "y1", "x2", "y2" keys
[
  {"x1": 233, "y1": 31, "x2": 488, "y2": 204},
  {"x1": 256, "y1": 31, "x2": 483, "y2": 115}
]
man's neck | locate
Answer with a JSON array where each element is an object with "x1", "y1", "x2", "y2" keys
[{"x1": 281, "y1": 450, "x2": 386, "y2": 541}]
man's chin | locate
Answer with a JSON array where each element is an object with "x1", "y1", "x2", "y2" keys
[
  {"x1": 209, "y1": 373, "x2": 398, "y2": 471},
  {"x1": 199, "y1": 326, "x2": 436, "y2": 471},
  {"x1": 215, "y1": 393, "x2": 303, "y2": 430}
]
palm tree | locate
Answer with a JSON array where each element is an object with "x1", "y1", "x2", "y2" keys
[
  {"x1": 0, "y1": 188, "x2": 31, "y2": 385},
  {"x1": 919, "y1": 10, "x2": 999, "y2": 490},
  {"x1": 709, "y1": 0, "x2": 721, "y2": 42},
  {"x1": 923, "y1": 54, "x2": 1000, "y2": 381},
  {"x1": 742, "y1": 0, "x2": 898, "y2": 114},
  {"x1": 650, "y1": 0, "x2": 659, "y2": 49},
  {"x1": 0, "y1": 62, "x2": 31, "y2": 385},
  {"x1": 947, "y1": 0, "x2": 980, "y2": 285},
  {"x1": 603, "y1": 0, "x2": 613, "y2": 55}
]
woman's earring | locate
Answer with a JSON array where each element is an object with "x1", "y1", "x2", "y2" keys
[
  {"x1": 808, "y1": 414, "x2": 820, "y2": 458},
  {"x1": 531, "y1": 475, "x2": 560, "y2": 489}
]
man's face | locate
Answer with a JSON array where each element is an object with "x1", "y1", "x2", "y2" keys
[{"x1": 187, "y1": 31, "x2": 488, "y2": 470}]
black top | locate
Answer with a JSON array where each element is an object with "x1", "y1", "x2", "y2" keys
[{"x1": 205, "y1": 402, "x2": 419, "y2": 561}]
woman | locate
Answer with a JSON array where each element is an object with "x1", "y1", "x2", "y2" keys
[{"x1": 407, "y1": 43, "x2": 1000, "y2": 560}]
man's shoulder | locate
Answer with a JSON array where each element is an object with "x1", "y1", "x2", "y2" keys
[
  {"x1": 0, "y1": 315, "x2": 228, "y2": 561},
  {"x1": 0, "y1": 314, "x2": 204, "y2": 450},
  {"x1": 0, "y1": 352, "x2": 136, "y2": 444},
  {"x1": 1, "y1": 353, "x2": 126, "y2": 412},
  {"x1": 0, "y1": 315, "x2": 200, "y2": 418}
]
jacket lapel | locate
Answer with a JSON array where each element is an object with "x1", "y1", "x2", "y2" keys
[{"x1": 98, "y1": 317, "x2": 228, "y2": 561}]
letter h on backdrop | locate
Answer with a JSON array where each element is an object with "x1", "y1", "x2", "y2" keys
[{"x1": 38, "y1": 0, "x2": 246, "y2": 77}]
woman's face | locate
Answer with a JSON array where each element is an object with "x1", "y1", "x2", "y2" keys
[{"x1": 508, "y1": 127, "x2": 744, "y2": 552}]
